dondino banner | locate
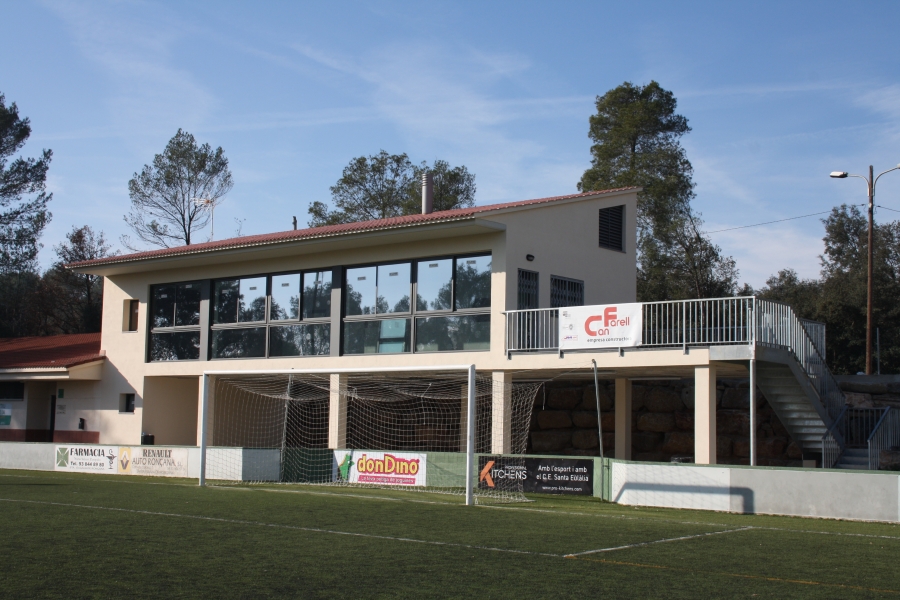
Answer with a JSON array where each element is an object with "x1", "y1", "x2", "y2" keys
[
  {"x1": 55, "y1": 445, "x2": 118, "y2": 473},
  {"x1": 333, "y1": 450, "x2": 426, "y2": 486},
  {"x1": 117, "y1": 447, "x2": 189, "y2": 477},
  {"x1": 559, "y1": 303, "x2": 642, "y2": 350}
]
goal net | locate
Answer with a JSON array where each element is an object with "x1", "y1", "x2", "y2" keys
[{"x1": 201, "y1": 370, "x2": 541, "y2": 503}]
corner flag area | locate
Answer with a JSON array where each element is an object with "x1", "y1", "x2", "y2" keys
[{"x1": 3, "y1": 469, "x2": 900, "y2": 598}]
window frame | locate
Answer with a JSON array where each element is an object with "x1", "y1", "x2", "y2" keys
[
  {"x1": 209, "y1": 267, "x2": 334, "y2": 360},
  {"x1": 342, "y1": 252, "x2": 492, "y2": 355},
  {"x1": 147, "y1": 280, "x2": 204, "y2": 362}
]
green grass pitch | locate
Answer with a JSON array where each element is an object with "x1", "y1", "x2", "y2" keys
[{"x1": 3, "y1": 469, "x2": 900, "y2": 599}]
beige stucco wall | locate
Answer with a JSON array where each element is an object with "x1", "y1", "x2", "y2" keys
[{"x1": 142, "y1": 376, "x2": 198, "y2": 445}]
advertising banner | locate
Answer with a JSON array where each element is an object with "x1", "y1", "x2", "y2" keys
[
  {"x1": 333, "y1": 450, "x2": 426, "y2": 486},
  {"x1": 559, "y1": 303, "x2": 642, "y2": 350},
  {"x1": 117, "y1": 447, "x2": 189, "y2": 477},
  {"x1": 55, "y1": 445, "x2": 118, "y2": 474},
  {"x1": 478, "y1": 456, "x2": 593, "y2": 495}
]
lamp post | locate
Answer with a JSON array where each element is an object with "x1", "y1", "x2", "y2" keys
[
  {"x1": 830, "y1": 164, "x2": 900, "y2": 374},
  {"x1": 192, "y1": 197, "x2": 216, "y2": 241}
]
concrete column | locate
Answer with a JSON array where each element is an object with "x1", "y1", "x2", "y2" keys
[
  {"x1": 491, "y1": 372, "x2": 512, "y2": 454},
  {"x1": 694, "y1": 364, "x2": 717, "y2": 465},
  {"x1": 196, "y1": 375, "x2": 212, "y2": 447},
  {"x1": 328, "y1": 373, "x2": 348, "y2": 449},
  {"x1": 458, "y1": 384, "x2": 469, "y2": 452},
  {"x1": 614, "y1": 378, "x2": 632, "y2": 460}
]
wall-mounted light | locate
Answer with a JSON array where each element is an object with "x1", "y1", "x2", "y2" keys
[{"x1": 526, "y1": 254, "x2": 535, "y2": 262}]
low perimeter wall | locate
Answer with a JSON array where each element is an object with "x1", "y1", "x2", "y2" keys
[
  {"x1": 608, "y1": 459, "x2": 900, "y2": 523},
  {"x1": 3, "y1": 442, "x2": 899, "y2": 523}
]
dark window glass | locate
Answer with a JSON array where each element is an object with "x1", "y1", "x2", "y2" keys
[
  {"x1": 415, "y1": 315, "x2": 491, "y2": 352},
  {"x1": 302, "y1": 271, "x2": 332, "y2": 319},
  {"x1": 346, "y1": 266, "x2": 377, "y2": 315},
  {"x1": 455, "y1": 255, "x2": 491, "y2": 309},
  {"x1": 416, "y1": 259, "x2": 453, "y2": 311},
  {"x1": 377, "y1": 263, "x2": 411, "y2": 313},
  {"x1": 150, "y1": 331, "x2": 201, "y2": 361},
  {"x1": 214, "y1": 277, "x2": 267, "y2": 323},
  {"x1": 123, "y1": 393, "x2": 135, "y2": 413},
  {"x1": 517, "y1": 269, "x2": 539, "y2": 310},
  {"x1": 343, "y1": 319, "x2": 410, "y2": 354},
  {"x1": 599, "y1": 205, "x2": 625, "y2": 251},
  {"x1": 211, "y1": 327, "x2": 267, "y2": 359},
  {"x1": 175, "y1": 282, "x2": 201, "y2": 326},
  {"x1": 213, "y1": 279, "x2": 240, "y2": 324},
  {"x1": 271, "y1": 273, "x2": 300, "y2": 321},
  {"x1": 269, "y1": 324, "x2": 331, "y2": 357},
  {"x1": 0, "y1": 382, "x2": 24, "y2": 400},
  {"x1": 128, "y1": 300, "x2": 140, "y2": 331},
  {"x1": 151, "y1": 284, "x2": 175, "y2": 328}
]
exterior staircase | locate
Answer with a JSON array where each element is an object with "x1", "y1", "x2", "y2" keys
[
  {"x1": 755, "y1": 361, "x2": 830, "y2": 455},
  {"x1": 834, "y1": 448, "x2": 869, "y2": 469}
]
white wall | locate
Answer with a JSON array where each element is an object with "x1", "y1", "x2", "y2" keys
[{"x1": 611, "y1": 460, "x2": 900, "y2": 523}]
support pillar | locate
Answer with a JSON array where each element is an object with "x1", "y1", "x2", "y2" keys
[
  {"x1": 694, "y1": 364, "x2": 717, "y2": 465},
  {"x1": 614, "y1": 378, "x2": 632, "y2": 460},
  {"x1": 749, "y1": 358, "x2": 756, "y2": 467},
  {"x1": 491, "y1": 372, "x2": 512, "y2": 454},
  {"x1": 328, "y1": 373, "x2": 348, "y2": 449}
]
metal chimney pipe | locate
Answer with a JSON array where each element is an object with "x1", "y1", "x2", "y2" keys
[{"x1": 422, "y1": 172, "x2": 434, "y2": 214}]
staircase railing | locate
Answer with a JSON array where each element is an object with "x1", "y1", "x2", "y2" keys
[
  {"x1": 821, "y1": 406, "x2": 847, "y2": 469},
  {"x1": 868, "y1": 407, "x2": 900, "y2": 470},
  {"x1": 752, "y1": 299, "x2": 845, "y2": 421}
]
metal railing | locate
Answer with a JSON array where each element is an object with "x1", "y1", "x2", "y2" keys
[
  {"x1": 821, "y1": 406, "x2": 846, "y2": 469},
  {"x1": 868, "y1": 407, "x2": 900, "y2": 470},
  {"x1": 505, "y1": 307, "x2": 559, "y2": 354},
  {"x1": 506, "y1": 296, "x2": 845, "y2": 419}
]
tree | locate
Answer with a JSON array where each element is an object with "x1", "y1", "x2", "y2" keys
[
  {"x1": 44, "y1": 225, "x2": 117, "y2": 333},
  {"x1": 757, "y1": 205, "x2": 900, "y2": 374},
  {"x1": 123, "y1": 129, "x2": 233, "y2": 249},
  {"x1": 0, "y1": 92, "x2": 52, "y2": 273},
  {"x1": 578, "y1": 81, "x2": 739, "y2": 300},
  {"x1": 308, "y1": 151, "x2": 476, "y2": 226}
]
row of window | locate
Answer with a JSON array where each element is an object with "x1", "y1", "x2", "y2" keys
[{"x1": 147, "y1": 254, "x2": 492, "y2": 361}]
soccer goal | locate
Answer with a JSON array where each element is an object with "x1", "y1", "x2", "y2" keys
[{"x1": 198, "y1": 366, "x2": 541, "y2": 504}]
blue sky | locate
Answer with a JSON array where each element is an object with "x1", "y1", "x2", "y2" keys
[{"x1": 3, "y1": 1, "x2": 900, "y2": 287}]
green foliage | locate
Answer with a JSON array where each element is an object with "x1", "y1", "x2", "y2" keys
[
  {"x1": 758, "y1": 205, "x2": 900, "y2": 374},
  {"x1": 308, "y1": 151, "x2": 476, "y2": 226},
  {"x1": 123, "y1": 129, "x2": 233, "y2": 249},
  {"x1": 579, "y1": 82, "x2": 739, "y2": 300},
  {"x1": 0, "y1": 92, "x2": 52, "y2": 273}
]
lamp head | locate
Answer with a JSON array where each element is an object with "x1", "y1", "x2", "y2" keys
[{"x1": 830, "y1": 171, "x2": 849, "y2": 179}]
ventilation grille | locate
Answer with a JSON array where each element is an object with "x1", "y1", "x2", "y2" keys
[
  {"x1": 599, "y1": 205, "x2": 624, "y2": 251},
  {"x1": 550, "y1": 275, "x2": 584, "y2": 308},
  {"x1": 517, "y1": 269, "x2": 539, "y2": 310}
]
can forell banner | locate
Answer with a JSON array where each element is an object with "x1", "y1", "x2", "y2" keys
[{"x1": 559, "y1": 303, "x2": 642, "y2": 350}]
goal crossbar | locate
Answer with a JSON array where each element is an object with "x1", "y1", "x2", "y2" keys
[{"x1": 198, "y1": 365, "x2": 478, "y2": 505}]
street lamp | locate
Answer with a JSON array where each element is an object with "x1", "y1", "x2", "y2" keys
[
  {"x1": 192, "y1": 197, "x2": 216, "y2": 241},
  {"x1": 830, "y1": 163, "x2": 900, "y2": 374}
]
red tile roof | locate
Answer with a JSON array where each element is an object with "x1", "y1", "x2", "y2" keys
[
  {"x1": 68, "y1": 187, "x2": 636, "y2": 269},
  {"x1": 0, "y1": 333, "x2": 104, "y2": 369}
]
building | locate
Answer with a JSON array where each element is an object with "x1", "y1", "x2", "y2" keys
[{"x1": 0, "y1": 185, "x2": 849, "y2": 468}]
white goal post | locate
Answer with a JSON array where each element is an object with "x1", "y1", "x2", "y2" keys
[{"x1": 199, "y1": 365, "x2": 479, "y2": 505}]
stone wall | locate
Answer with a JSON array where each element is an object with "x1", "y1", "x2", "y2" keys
[
  {"x1": 835, "y1": 376, "x2": 900, "y2": 409},
  {"x1": 526, "y1": 379, "x2": 802, "y2": 467}
]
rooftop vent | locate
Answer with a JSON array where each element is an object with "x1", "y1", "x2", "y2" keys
[{"x1": 422, "y1": 172, "x2": 434, "y2": 214}]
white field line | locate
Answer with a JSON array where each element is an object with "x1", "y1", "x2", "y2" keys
[
  {"x1": 0, "y1": 497, "x2": 560, "y2": 558},
  {"x1": 3, "y1": 473, "x2": 900, "y2": 543},
  {"x1": 565, "y1": 527, "x2": 754, "y2": 557}
]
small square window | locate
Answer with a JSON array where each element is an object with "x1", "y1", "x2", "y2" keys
[{"x1": 121, "y1": 393, "x2": 135, "y2": 413}]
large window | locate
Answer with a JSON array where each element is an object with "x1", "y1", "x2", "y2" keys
[
  {"x1": 149, "y1": 281, "x2": 203, "y2": 361},
  {"x1": 344, "y1": 254, "x2": 491, "y2": 354},
  {"x1": 211, "y1": 270, "x2": 332, "y2": 359}
]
